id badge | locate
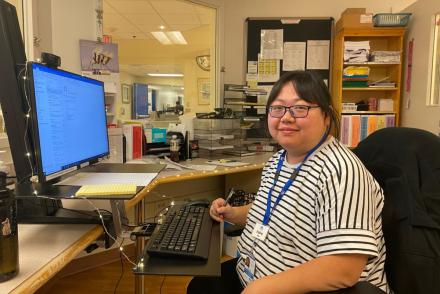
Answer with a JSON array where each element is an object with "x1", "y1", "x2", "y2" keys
[
  {"x1": 241, "y1": 254, "x2": 256, "y2": 283},
  {"x1": 251, "y1": 223, "x2": 269, "y2": 241}
]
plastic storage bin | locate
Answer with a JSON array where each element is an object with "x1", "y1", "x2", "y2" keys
[{"x1": 373, "y1": 13, "x2": 411, "y2": 27}]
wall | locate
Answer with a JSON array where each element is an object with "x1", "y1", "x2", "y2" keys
[
  {"x1": 34, "y1": 0, "x2": 98, "y2": 73},
  {"x1": 222, "y1": 0, "x2": 416, "y2": 84},
  {"x1": 401, "y1": 0, "x2": 440, "y2": 135}
]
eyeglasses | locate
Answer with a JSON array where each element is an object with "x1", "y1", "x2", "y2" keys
[{"x1": 268, "y1": 105, "x2": 320, "y2": 118}]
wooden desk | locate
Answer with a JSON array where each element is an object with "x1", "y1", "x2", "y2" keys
[
  {"x1": 3, "y1": 154, "x2": 271, "y2": 294},
  {"x1": 0, "y1": 224, "x2": 99, "y2": 294}
]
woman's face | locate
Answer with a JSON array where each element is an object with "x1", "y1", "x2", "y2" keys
[{"x1": 268, "y1": 83, "x2": 329, "y2": 161}]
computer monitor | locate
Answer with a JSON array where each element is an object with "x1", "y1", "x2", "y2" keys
[
  {"x1": 27, "y1": 62, "x2": 110, "y2": 183},
  {"x1": 0, "y1": 1, "x2": 114, "y2": 228}
]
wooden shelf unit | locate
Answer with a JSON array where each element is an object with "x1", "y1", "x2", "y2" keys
[{"x1": 331, "y1": 27, "x2": 406, "y2": 125}]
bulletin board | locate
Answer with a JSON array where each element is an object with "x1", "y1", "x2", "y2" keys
[{"x1": 245, "y1": 17, "x2": 334, "y2": 89}]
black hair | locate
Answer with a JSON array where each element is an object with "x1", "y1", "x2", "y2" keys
[{"x1": 265, "y1": 70, "x2": 340, "y2": 137}]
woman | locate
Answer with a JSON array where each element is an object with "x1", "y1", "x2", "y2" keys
[{"x1": 187, "y1": 71, "x2": 389, "y2": 294}]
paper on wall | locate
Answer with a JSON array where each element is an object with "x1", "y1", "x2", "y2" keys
[
  {"x1": 247, "y1": 61, "x2": 258, "y2": 74},
  {"x1": 260, "y1": 29, "x2": 283, "y2": 60},
  {"x1": 306, "y1": 40, "x2": 330, "y2": 70},
  {"x1": 258, "y1": 57, "x2": 280, "y2": 83},
  {"x1": 283, "y1": 42, "x2": 306, "y2": 71},
  {"x1": 257, "y1": 85, "x2": 273, "y2": 105},
  {"x1": 246, "y1": 73, "x2": 258, "y2": 89}
]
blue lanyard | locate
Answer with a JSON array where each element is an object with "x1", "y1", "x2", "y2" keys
[{"x1": 262, "y1": 132, "x2": 328, "y2": 226}]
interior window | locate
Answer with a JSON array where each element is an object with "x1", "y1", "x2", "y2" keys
[{"x1": 103, "y1": 0, "x2": 217, "y2": 119}]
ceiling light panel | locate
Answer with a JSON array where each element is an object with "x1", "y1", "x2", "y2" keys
[
  {"x1": 151, "y1": 31, "x2": 172, "y2": 45},
  {"x1": 166, "y1": 31, "x2": 187, "y2": 45}
]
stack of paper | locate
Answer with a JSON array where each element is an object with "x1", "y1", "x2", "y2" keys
[
  {"x1": 342, "y1": 66, "x2": 370, "y2": 88},
  {"x1": 344, "y1": 41, "x2": 370, "y2": 63},
  {"x1": 75, "y1": 183, "x2": 137, "y2": 197},
  {"x1": 370, "y1": 51, "x2": 400, "y2": 63}
]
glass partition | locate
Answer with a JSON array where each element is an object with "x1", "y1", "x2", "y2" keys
[{"x1": 104, "y1": 0, "x2": 217, "y2": 119}]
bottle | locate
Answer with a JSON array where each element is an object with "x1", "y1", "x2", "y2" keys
[
  {"x1": 169, "y1": 135, "x2": 180, "y2": 162},
  {"x1": 0, "y1": 169, "x2": 19, "y2": 282}
]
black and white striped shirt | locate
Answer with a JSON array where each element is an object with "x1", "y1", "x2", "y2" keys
[{"x1": 236, "y1": 137, "x2": 389, "y2": 292}]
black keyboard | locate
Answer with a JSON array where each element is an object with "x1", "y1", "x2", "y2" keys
[{"x1": 146, "y1": 203, "x2": 213, "y2": 259}]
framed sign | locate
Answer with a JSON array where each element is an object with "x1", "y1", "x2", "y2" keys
[
  {"x1": 197, "y1": 78, "x2": 210, "y2": 105},
  {"x1": 122, "y1": 84, "x2": 130, "y2": 104}
]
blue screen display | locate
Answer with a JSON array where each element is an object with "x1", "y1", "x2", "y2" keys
[{"x1": 31, "y1": 63, "x2": 109, "y2": 177}]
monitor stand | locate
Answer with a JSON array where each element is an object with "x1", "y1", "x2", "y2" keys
[{"x1": 15, "y1": 182, "x2": 116, "y2": 248}]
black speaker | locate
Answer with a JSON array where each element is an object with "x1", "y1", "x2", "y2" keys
[{"x1": 41, "y1": 52, "x2": 61, "y2": 68}]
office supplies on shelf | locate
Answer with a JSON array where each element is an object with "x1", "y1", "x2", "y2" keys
[
  {"x1": 146, "y1": 203, "x2": 213, "y2": 259},
  {"x1": 75, "y1": 183, "x2": 137, "y2": 197},
  {"x1": 123, "y1": 124, "x2": 143, "y2": 161}
]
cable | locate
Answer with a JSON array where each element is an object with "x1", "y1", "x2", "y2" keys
[
  {"x1": 113, "y1": 238, "x2": 125, "y2": 294},
  {"x1": 20, "y1": 61, "x2": 35, "y2": 181},
  {"x1": 159, "y1": 275, "x2": 166, "y2": 294},
  {"x1": 79, "y1": 197, "x2": 136, "y2": 266},
  {"x1": 154, "y1": 205, "x2": 172, "y2": 223},
  {"x1": 35, "y1": 194, "x2": 136, "y2": 266}
]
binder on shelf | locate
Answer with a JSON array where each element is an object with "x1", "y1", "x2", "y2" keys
[
  {"x1": 341, "y1": 114, "x2": 396, "y2": 147},
  {"x1": 123, "y1": 124, "x2": 143, "y2": 161}
]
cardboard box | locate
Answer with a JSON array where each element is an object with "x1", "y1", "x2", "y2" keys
[{"x1": 336, "y1": 8, "x2": 373, "y2": 31}]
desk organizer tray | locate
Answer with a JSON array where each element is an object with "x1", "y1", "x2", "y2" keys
[{"x1": 373, "y1": 13, "x2": 411, "y2": 27}]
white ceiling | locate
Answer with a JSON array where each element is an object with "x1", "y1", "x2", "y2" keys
[{"x1": 103, "y1": 0, "x2": 213, "y2": 40}]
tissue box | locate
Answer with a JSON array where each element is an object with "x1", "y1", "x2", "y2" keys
[{"x1": 378, "y1": 99, "x2": 394, "y2": 112}]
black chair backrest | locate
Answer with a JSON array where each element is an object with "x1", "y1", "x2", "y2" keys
[{"x1": 353, "y1": 127, "x2": 440, "y2": 294}]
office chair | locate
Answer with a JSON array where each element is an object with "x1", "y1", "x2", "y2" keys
[{"x1": 349, "y1": 127, "x2": 440, "y2": 294}]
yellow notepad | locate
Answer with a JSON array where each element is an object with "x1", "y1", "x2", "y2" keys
[{"x1": 75, "y1": 183, "x2": 137, "y2": 197}]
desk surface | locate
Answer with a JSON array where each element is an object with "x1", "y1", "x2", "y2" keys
[
  {"x1": 0, "y1": 224, "x2": 99, "y2": 294},
  {"x1": 126, "y1": 154, "x2": 272, "y2": 208},
  {"x1": 3, "y1": 153, "x2": 272, "y2": 293}
]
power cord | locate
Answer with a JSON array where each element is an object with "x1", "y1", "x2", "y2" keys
[
  {"x1": 113, "y1": 238, "x2": 125, "y2": 294},
  {"x1": 35, "y1": 194, "x2": 136, "y2": 266}
]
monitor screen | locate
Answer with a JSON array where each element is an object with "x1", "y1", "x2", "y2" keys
[{"x1": 28, "y1": 63, "x2": 109, "y2": 181}]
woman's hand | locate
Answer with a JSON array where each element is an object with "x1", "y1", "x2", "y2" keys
[{"x1": 209, "y1": 198, "x2": 234, "y2": 222}]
